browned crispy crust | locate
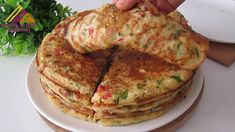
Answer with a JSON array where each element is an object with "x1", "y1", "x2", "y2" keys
[{"x1": 65, "y1": 1, "x2": 209, "y2": 70}]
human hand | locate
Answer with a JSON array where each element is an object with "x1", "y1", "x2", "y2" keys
[{"x1": 113, "y1": 0, "x2": 185, "y2": 13}]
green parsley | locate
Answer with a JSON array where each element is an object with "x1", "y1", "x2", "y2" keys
[
  {"x1": 171, "y1": 75, "x2": 182, "y2": 83},
  {"x1": 156, "y1": 79, "x2": 163, "y2": 89},
  {"x1": 118, "y1": 32, "x2": 123, "y2": 36},
  {"x1": 120, "y1": 89, "x2": 128, "y2": 99},
  {"x1": 194, "y1": 47, "x2": 200, "y2": 58},
  {"x1": 114, "y1": 89, "x2": 128, "y2": 104},
  {"x1": 0, "y1": 0, "x2": 74, "y2": 55},
  {"x1": 177, "y1": 41, "x2": 183, "y2": 49},
  {"x1": 173, "y1": 30, "x2": 180, "y2": 39},
  {"x1": 136, "y1": 80, "x2": 147, "y2": 89}
]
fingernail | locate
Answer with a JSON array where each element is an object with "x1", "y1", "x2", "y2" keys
[
  {"x1": 117, "y1": 0, "x2": 126, "y2": 5},
  {"x1": 113, "y1": 0, "x2": 118, "y2": 4}
]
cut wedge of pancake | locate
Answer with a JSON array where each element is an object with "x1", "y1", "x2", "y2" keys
[
  {"x1": 96, "y1": 82, "x2": 191, "y2": 126},
  {"x1": 65, "y1": 1, "x2": 209, "y2": 70},
  {"x1": 94, "y1": 80, "x2": 192, "y2": 119},
  {"x1": 97, "y1": 80, "x2": 192, "y2": 114},
  {"x1": 91, "y1": 49, "x2": 193, "y2": 110}
]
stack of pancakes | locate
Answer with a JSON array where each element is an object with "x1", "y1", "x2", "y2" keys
[{"x1": 36, "y1": 3, "x2": 208, "y2": 126}]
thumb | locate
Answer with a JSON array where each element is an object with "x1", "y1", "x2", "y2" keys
[
  {"x1": 168, "y1": 0, "x2": 185, "y2": 9},
  {"x1": 115, "y1": 0, "x2": 138, "y2": 11}
]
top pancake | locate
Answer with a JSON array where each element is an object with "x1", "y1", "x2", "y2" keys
[{"x1": 65, "y1": 1, "x2": 209, "y2": 70}]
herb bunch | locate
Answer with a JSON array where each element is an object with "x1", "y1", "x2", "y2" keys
[{"x1": 0, "y1": 0, "x2": 74, "y2": 55}]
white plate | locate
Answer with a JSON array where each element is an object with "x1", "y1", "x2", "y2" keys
[
  {"x1": 178, "y1": 0, "x2": 235, "y2": 43},
  {"x1": 26, "y1": 57, "x2": 204, "y2": 132}
]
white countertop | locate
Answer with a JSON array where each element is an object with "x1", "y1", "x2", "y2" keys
[
  {"x1": 0, "y1": 56, "x2": 234, "y2": 131},
  {"x1": 0, "y1": 0, "x2": 235, "y2": 131}
]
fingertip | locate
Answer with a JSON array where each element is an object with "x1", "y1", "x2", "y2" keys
[
  {"x1": 168, "y1": 0, "x2": 185, "y2": 9},
  {"x1": 150, "y1": 0, "x2": 175, "y2": 14},
  {"x1": 116, "y1": 0, "x2": 138, "y2": 11},
  {"x1": 112, "y1": 0, "x2": 118, "y2": 4}
]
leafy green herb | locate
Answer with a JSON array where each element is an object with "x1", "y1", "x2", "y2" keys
[
  {"x1": 118, "y1": 32, "x2": 123, "y2": 36},
  {"x1": 120, "y1": 89, "x2": 128, "y2": 99},
  {"x1": 177, "y1": 41, "x2": 183, "y2": 49},
  {"x1": 194, "y1": 47, "x2": 199, "y2": 58},
  {"x1": 156, "y1": 79, "x2": 163, "y2": 89},
  {"x1": 136, "y1": 80, "x2": 147, "y2": 89},
  {"x1": 69, "y1": 99, "x2": 75, "y2": 103},
  {"x1": 171, "y1": 75, "x2": 182, "y2": 83},
  {"x1": 114, "y1": 97, "x2": 119, "y2": 104},
  {"x1": 114, "y1": 89, "x2": 128, "y2": 104},
  {"x1": 173, "y1": 30, "x2": 180, "y2": 39},
  {"x1": 0, "y1": 0, "x2": 74, "y2": 55},
  {"x1": 99, "y1": 98, "x2": 102, "y2": 103},
  {"x1": 75, "y1": 83, "x2": 81, "y2": 88}
]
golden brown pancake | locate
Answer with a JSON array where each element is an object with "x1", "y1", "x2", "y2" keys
[
  {"x1": 91, "y1": 49, "x2": 193, "y2": 108},
  {"x1": 65, "y1": 1, "x2": 209, "y2": 70}
]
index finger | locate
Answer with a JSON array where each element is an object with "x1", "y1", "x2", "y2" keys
[{"x1": 115, "y1": 0, "x2": 139, "y2": 11}]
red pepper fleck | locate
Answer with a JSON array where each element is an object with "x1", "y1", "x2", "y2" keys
[
  {"x1": 97, "y1": 84, "x2": 111, "y2": 92},
  {"x1": 97, "y1": 85, "x2": 105, "y2": 92},
  {"x1": 88, "y1": 27, "x2": 94, "y2": 38},
  {"x1": 103, "y1": 92, "x2": 112, "y2": 99},
  {"x1": 75, "y1": 91, "x2": 81, "y2": 98},
  {"x1": 139, "y1": 11, "x2": 145, "y2": 17},
  {"x1": 59, "y1": 89, "x2": 69, "y2": 96},
  {"x1": 117, "y1": 38, "x2": 124, "y2": 42}
]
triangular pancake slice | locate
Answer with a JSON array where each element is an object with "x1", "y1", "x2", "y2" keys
[
  {"x1": 96, "y1": 82, "x2": 191, "y2": 125},
  {"x1": 96, "y1": 79, "x2": 192, "y2": 114},
  {"x1": 91, "y1": 49, "x2": 193, "y2": 110}
]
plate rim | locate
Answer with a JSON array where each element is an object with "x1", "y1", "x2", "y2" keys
[
  {"x1": 26, "y1": 57, "x2": 204, "y2": 132},
  {"x1": 178, "y1": 0, "x2": 235, "y2": 44}
]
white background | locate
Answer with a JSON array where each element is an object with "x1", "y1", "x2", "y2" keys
[{"x1": 0, "y1": 0, "x2": 235, "y2": 131}]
